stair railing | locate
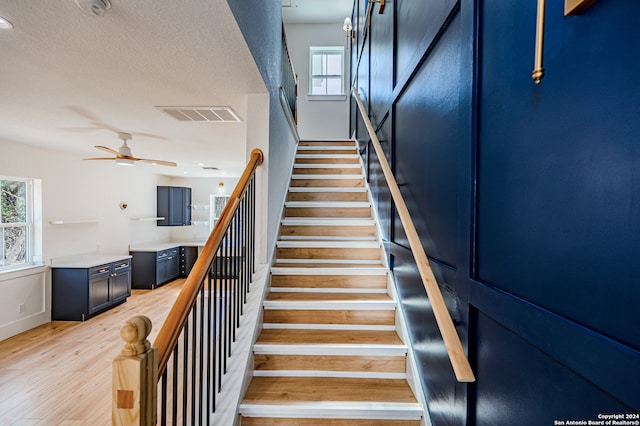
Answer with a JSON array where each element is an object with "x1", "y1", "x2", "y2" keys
[
  {"x1": 352, "y1": 90, "x2": 475, "y2": 383},
  {"x1": 281, "y1": 22, "x2": 298, "y2": 124},
  {"x1": 112, "y1": 148, "x2": 264, "y2": 425}
]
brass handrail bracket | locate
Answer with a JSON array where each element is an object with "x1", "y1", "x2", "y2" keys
[
  {"x1": 532, "y1": 0, "x2": 546, "y2": 84},
  {"x1": 533, "y1": 0, "x2": 599, "y2": 84}
]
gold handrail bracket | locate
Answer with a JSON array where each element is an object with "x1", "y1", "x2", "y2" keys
[
  {"x1": 352, "y1": 90, "x2": 475, "y2": 383},
  {"x1": 532, "y1": 0, "x2": 546, "y2": 84},
  {"x1": 534, "y1": 0, "x2": 599, "y2": 83}
]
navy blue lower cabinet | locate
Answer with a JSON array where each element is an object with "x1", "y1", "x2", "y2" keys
[
  {"x1": 131, "y1": 247, "x2": 180, "y2": 289},
  {"x1": 52, "y1": 258, "x2": 131, "y2": 321}
]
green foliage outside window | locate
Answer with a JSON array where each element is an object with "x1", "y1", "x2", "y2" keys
[{"x1": 1, "y1": 179, "x2": 28, "y2": 268}]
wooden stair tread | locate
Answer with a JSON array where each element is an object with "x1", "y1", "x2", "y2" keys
[
  {"x1": 287, "y1": 192, "x2": 369, "y2": 202},
  {"x1": 288, "y1": 187, "x2": 367, "y2": 192},
  {"x1": 293, "y1": 167, "x2": 363, "y2": 175},
  {"x1": 266, "y1": 292, "x2": 392, "y2": 302},
  {"x1": 270, "y1": 274, "x2": 387, "y2": 289},
  {"x1": 298, "y1": 140, "x2": 355, "y2": 146},
  {"x1": 256, "y1": 329, "x2": 403, "y2": 345},
  {"x1": 242, "y1": 377, "x2": 417, "y2": 404},
  {"x1": 253, "y1": 354, "x2": 406, "y2": 373}
]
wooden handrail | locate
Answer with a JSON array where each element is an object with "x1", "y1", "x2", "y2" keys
[
  {"x1": 352, "y1": 90, "x2": 475, "y2": 382},
  {"x1": 153, "y1": 148, "x2": 264, "y2": 376}
]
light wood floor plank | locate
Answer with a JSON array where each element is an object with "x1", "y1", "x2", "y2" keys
[{"x1": 0, "y1": 279, "x2": 184, "y2": 425}]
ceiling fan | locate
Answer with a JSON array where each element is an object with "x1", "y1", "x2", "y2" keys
[{"x1": 83, "y1": 132, "x2": 177, "y2": 167}]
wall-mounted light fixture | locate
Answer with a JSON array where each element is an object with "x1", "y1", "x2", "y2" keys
[{"x1": 343, "y1": 17, "x2": 355, "y2": 41}]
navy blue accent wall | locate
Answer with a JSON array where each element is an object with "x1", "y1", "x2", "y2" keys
[{"x1": 351, "y1": 0, "x2": 640, "y2": 423}]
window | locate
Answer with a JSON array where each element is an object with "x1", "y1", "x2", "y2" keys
[
  {"x1": 309, "y1": 46, "x2": 345, "y2": 96},
  {"x1": 0, "y1": 177, "x2": 35, "y2": 271},
  {"x1": 210, "y1": 194, "x2": 229, "y2": 231}
]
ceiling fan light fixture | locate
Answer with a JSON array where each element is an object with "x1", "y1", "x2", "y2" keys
[
  {"x1": 0, "y1": 16, "x2": 13, "y2": 29},
  {"x1": 75, "y1": 0, "x2": 111, "y2": 17},
  {"x1": 115, "y1": 158, "x2": 134, "y2": 166}
]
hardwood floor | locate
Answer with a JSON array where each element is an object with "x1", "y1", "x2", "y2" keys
[{"x1": 0, "y1": 279, "x2": 184, "y2": 425}]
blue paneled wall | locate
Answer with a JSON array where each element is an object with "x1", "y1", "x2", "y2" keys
[{"x1": 350, "y1": 0, "x2": 640, "y2": 424}]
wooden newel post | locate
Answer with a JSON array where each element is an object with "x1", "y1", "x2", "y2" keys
[{"x1": 112, "y1": 315, "x2": 157, "y2": 425}]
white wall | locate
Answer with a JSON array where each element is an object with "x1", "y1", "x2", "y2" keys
[
  {"x1": 0, "y1": 139, "x2": 233, "y2": 340},
  {"x1": 285, "y1": 23, "x2": 350, "y2": 140}
]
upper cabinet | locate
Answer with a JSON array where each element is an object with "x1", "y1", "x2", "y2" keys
[{"x1": 157, "y1": 186, "x2": 192, "y2": 226}]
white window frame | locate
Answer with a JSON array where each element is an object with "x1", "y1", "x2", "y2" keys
[
  {"x1": 309, "y1": 46, "x2": 345, "y2": 97},
  {"x1": 0, "y1": 176, "x2": 37, "y2": 272}
]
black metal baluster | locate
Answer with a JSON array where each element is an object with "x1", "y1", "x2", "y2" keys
[
  {"x1": 235, "y1": 206, "x2": 241, "y2": 329},
  {"x1": 161, "y1": 370, "x2": 168, "y2": 426},
  {"x1": 217, "y1": 247, "x2": 223, "y2": 393},
  {"x1": 250, "y1": 176, "x2": 256, "y2": 275},
  {"x1": 172, "y1": 346, "x2": 178, "y2": 426},
  {"x1": 225, "y1": 226, "x2": 232, "y2": 362},
  {"x1": 191, "y1": 301, "x2": 197, "y2": 423},
  {"x1": 182, "y1": 321, "x2": 189, "y2": 424},
  {"x1": 207, "y1": 271, "x2": 213, "y2": 420},
  {"x1": 199, "y1": 279, "x2": 205, "y2": 424},
  {"x1": 240, "y1": 193, "x2": 247, "y2": 309},
  {"x1": 232, "y1": 212, "x2": 238, "y2": 337}
]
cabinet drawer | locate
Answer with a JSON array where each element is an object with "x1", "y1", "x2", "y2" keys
[
  {"x1": 157, "y1": 250, "x2": 169, "y2": 260},
  {"x1": 113, "y1": 259, "x2": 131, "y2": 271},
  {"x1": 90, "y1": 264, "x2": 111, "y2": 278}
]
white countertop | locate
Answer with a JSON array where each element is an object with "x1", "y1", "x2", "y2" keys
[
  {"x1": 128, "y1": 241, "x2": 207, "y2": 252},
  {"x1": 51, "y1": 254, "x2": 132, "y2": 269}
]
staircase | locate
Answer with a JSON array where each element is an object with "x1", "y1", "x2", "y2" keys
[{"x1": 239, "y1": 140, "x2": 424, "y2": 425}]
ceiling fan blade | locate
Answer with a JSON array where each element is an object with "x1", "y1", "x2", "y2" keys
[
  {"x1": 137, "y1": 158, "x2": 177, "y2": 167},
  {"x1": 83, "y1": 157, "x2": 116, "y2": 161},
  {"x1": 94, "y1": 145, "x2": 119, "y2": 155}
]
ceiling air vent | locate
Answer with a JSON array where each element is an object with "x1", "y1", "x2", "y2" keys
[
  {"x1": 202, "y1": 166, "x2": 219, "y2": 170},
  {"x1": 156, "y1": 106, "x2": 241, "y2": 122}
]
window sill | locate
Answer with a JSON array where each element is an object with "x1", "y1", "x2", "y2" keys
[
  {"x1": 0, "y1": 263, "x2": 48, "y2": 280},
  {"x1": 307, "y1": 95, "x2": 348, "y2": 101}
]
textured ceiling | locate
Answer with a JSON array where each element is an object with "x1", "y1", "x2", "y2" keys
[{"x1": 0, "y1": 0, "x2": 266, "y2": 177}]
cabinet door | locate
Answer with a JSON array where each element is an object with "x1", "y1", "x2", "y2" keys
[
  {"x1": 111, "y1": 260, "x2": 131, "y2": 303},
  {"x1": 157, "y1": 186, "x2": 170, "y2": 226},
  {"x1": 169, "y1": 187, "x2": 185, "y2": 226},
  {"x1": 166, "y1": 247, "x2": 180, "y2": 280},
  {"x1": 157, "y1": 251, "x2": 168, "y2": 285},
  {"x1": 184, "y1": 187, "x2": 192, "y2": 225},
  {"x1": 157, "y1": 186, "x2": 192, "y2": 226},
  {"x1": 89, "y1": 266, "x2": 111, "y2": 314}
]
